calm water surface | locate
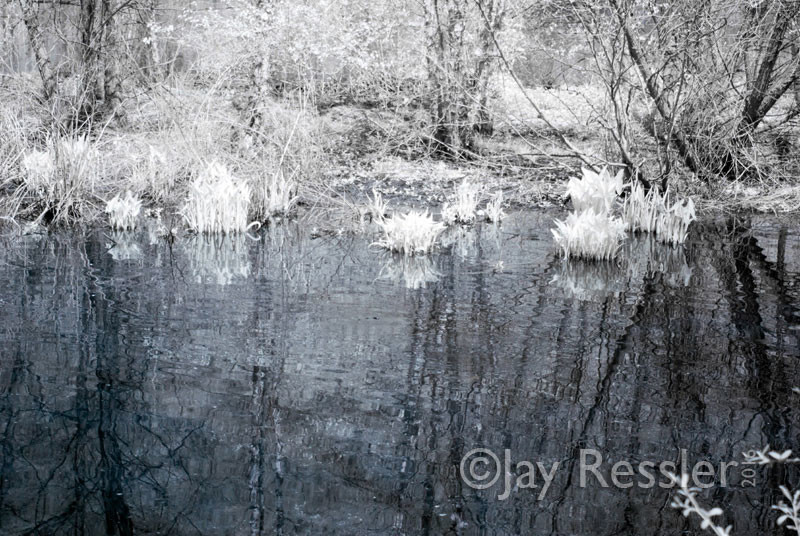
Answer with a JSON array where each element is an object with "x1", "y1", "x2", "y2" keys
[{"x1": 0, "y1": 211, "x2": 798, "y2": 535}]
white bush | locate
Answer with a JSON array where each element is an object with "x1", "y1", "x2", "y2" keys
[
  {"x1": 567, "y1": 167, "x2": 623, "y2": 214},
  {"x1": 442, "y1": 179, "x2": 481, "y2": 224},
  {"x1": 374, "y1": 209, "x2": 445, "y2": 256},
  {"x1": 181, "y1": 161, "x2": 252, "y2": 234},
  {"x1": 105, "y1": 191, "x2": 143, "y2": 230},
  {"x1": 551, "y1": 209, "x2": 626, "y2": 261}
]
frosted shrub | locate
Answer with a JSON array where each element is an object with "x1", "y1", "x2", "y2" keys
[
  {"x1": 374, "y1": 210, "x2": 445, "y2": 256},
  {"x1": 105, "y1": 191, "x2": 142, "y2": 230},
  {"x1": 551, "y1": 209, "x2": 626, "y2": 261},
  {"x1": 442, "y1": 179, "x2": 481, "y2": 224},
  {"x1": 567, "y1": 167, "x2": 623, "y2": 214},
  {"x1": 182, "y1": 161, "x2": 252, "y2": 234},
  {"x1": 485, "y1": 190, "x2": 505, "y2": 223}
]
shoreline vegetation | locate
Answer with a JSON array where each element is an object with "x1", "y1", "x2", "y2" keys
[{"x1": 1, "y1": 0, "x2": 799, "y2": 240}]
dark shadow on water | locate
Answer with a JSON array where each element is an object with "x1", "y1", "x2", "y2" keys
[{"x1": 0, "y1": 211, "x2": 798, "y2": 535}]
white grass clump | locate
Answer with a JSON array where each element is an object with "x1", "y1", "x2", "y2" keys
[
  {"x1": 105, "y1": 191, "x2": 142, "y2": 230},
  {"x1": 567, "y1": 167, "x2": 623, "y2": 214},
  {"x1": 623, "y1": 181, "x2": 696, "y2": 244},
  {"x1": 374, "y1": 210, "x2": 445, "y2": 256},
  {"x1": 254, "y1": 172, "x2": 298, "y2": 219},
  {"x1": 551, "y1": 209, "x2": 626, "y2": 261},
  {"x1": 484, "y1": 190, "x2": 505, "y2": 223},
  {"x1": 442, "y1": 179, "x2": 481, "y2": 224},
  {"x1": 368, "y1": 189, "x2": 388, "y2": 222},
  {"x1": 622, "y1": 180, "x2": 662, "y2": 233},
  {"x1": 21, "y1": 150, "x2": 55, "y2": 187},
  {"x1": 181, "y1": 161, "x2": 252, "y2": 234},
  {"x1": 657, "y1": 196, "x2": 696, "y2": 245}
]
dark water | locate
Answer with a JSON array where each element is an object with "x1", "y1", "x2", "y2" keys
[{"x1": 0, "y1": 211, "x2": 798, "y2": 535}]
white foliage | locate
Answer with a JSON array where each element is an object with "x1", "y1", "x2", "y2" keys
[
  {"x1": 485, "y1": 190, "x2": 505, "y2": 223},
  {"x1": 551, "y1": 209, "x2": 626, "y2": 261},
  {"x1": 657, "y1": 195, "x2": 696, "y2": 245},
  {"x1": 567, "y1": 167, "x2": 623, "y2": 214},
  {"x1": 182, "y1": 161, "x2": 252, "y2": 234},
  {"x1": 21, "y1": 150, "x2": 55, "y2": 186},
  {"x1": 105, "y1": 191, "x2": 142, "y2": 230},
  {"x1": 442, "y1": 179, "x2": 481, "y2": 224},
  {"x1": 256, "y1": 172, "x2": 298, "y2": 218},
  {"x1": 623, "y1": 181, "x2": 696, "y2": 245},
  {"x1": 622, "y1": 180, "x2": 662, "y2": 233},
  {"x1": 368, "y1": 188, "x2": 388, "y2": 222},
  {"x1": 374, "y1": 210, "x2": 445, "y2": 256},
  {"x1": 773, "y1": 485, "x2": 800, "y2": 536},
  {"x1": 668, "y1": 473, "x2": 732, "y2": 536}
]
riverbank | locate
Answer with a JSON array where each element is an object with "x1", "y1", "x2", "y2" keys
[{"x1": 1, "y1": 74, "x2": 799, "y2": 235}]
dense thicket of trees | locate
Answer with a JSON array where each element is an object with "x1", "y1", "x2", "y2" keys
[{"x1": 3, "y1": 0, "x2": 799, "y2": 184}]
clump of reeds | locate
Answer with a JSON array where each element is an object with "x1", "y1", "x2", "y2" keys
[
  {"x1": 374, "y1": 209, "x2": 445, "y2": 256},
  {"x1": 15, "y1": 134, "x2": 102, "y2": 224},
  {"x1": 551, "y1": 209, "x2": 626, "y2": 261},
  {"x1": 622, "y1": 180, "x2": 661, "y2": 233},
  {"x1": 657, "y1": 195, "x2": 696, "y2": 245},
  {"x1": 254, "y1": 172, "x2": 298, "y2": 219},
  {"x1": 181, "y1": 161, "x2": 252, "y2": 234},
  {"x1": 442, "y1": 179, "x2": 481, "y2": 224},
  {"x1": 567, "y1": 166, "x2": 623, "y2": 214},
  {"x1": 622, "y1": 180, "x2": 696, "y2": 245},
  {"x1": 484, "y1": 190, "x2": 505, "y2": 223},
  {"x1": 105, "y1": 191, "x2": 143, "y2": 230}
]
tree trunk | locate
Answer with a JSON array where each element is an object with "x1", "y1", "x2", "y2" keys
[
  {"x1": 424, "y1": 0, "x2": 475, "y2": 157},
  {"x1": 18, "y1": 0, "x2": 56, "y2": 101}
]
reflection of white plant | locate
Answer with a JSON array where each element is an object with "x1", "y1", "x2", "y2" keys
[
  {"x1": 668, "y1": 473, "x2": 731, "y2": 536},
  {"x1": 374, "y1": 210, "x2": 445, "y2": 256},
  {"x1": 105, "y1": 191, "x2": 142, "y2": 230},
  {"x1": 622, "y1": 234, "x2": 693, "y2": 287},
  {"x1": 182, "y1": 161, "x2": 252, "y2": 234},
  {"x1": 550, "y1": 260, "x2": 624, "y2": 301},
  {"x1": 485, "y1": 190, "x2": 505, "y2": 223},
  {"x1": 551, "y1": 209, "x2": 625, "y2": 261},
  {"x1": 379, "y1": 255, "x2": 441, "y2": 289},
  {"x1": 183, "y1": 234, "x2": 251, "y2": 285},
  {"x1": 106, "y1": 232, "x2": 142, "y2": 261},
  {"x1": 439, "y1": 226, "x2": 477, "y2": 259},
  {"x1": 567, "y1": 167, "x2": 623, "y2": 215},
  {"x1": 442, "y1": 179, "x2": 481, "y2": 224},
  {"x1": 774, "y1": 486, "x2": 800, "y2": 536}
]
